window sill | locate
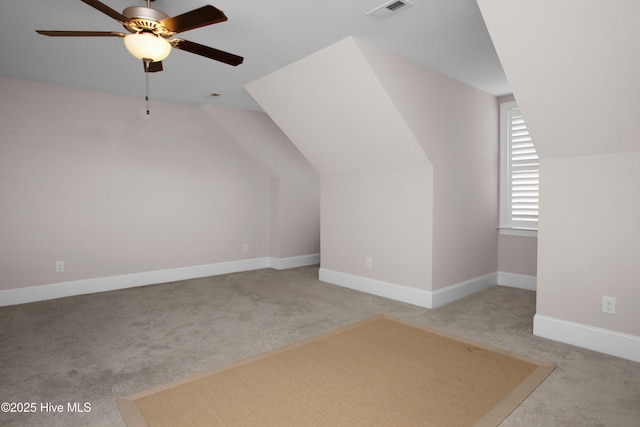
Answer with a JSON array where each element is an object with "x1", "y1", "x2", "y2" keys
[{"x1": 498, "y1": 227, "x2": 538, "y2": 238}]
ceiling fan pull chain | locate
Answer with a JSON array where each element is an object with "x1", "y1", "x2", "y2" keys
[{"x1": 145, "y1": 70, "x2": 150, "y2": 115}]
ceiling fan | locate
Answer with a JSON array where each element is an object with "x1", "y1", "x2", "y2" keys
[{"x1": 36, "y1": 0, "x2": 244, "y2": 74}]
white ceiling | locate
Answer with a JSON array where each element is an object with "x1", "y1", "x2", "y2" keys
[{"x1": 0, "y1": 0, "x2": 510, "y2": 111}]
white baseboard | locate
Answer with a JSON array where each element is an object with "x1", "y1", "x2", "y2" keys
[
  {"x1": 534, "y1": 314, "x2": 640, "y2": 363},
  {"x1": 318, "y1": 269, "x2": 498, "y2": 309},
  {"x1": 319, "y1": 268, "x2": 433, "y2": 308},
  {"x1": 270, "y1": 253, "x2": 320, "y2": 270},
  {"x1": 0, "y1": 254, "x2": 320, "y2": 307},
  {"x1": 432, "y1": 272, "x2": 498, "y2": 307},
  {"x1": 497, "y1": 271, "x2": 537, "y2": 291}
]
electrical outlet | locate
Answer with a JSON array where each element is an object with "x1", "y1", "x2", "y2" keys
[
  {"x1": 243, "y1": 243, "x2": 249, "y2": 252},
  {"x1": 602, "y1": 296, "x2": 616, "y2": 314},
  {"x1": 55, "y1": 261, "x2": 64, "y2": 273},
  {"x1": 365, "y1": 257, "x2": 373, "y2": 269}
]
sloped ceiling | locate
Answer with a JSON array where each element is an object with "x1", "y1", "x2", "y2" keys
[
  {"x1": 201, "y1": 104, "x2": 317, "y2": 179},
  {"x1": 477, "y1": 0, "x2": 640, "y2": 158},
  {"x1": 246, "y1": 37, "x2": 430, "y2": 175}
]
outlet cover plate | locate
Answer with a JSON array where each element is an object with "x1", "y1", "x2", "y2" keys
[{"x1": 602, "y1": 296, "x2": 616, "y2": 314}]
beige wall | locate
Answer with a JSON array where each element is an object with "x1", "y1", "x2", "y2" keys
[
  {"x1": 355, "y1": 38, "x2": 499, "y2": 290},
  {"x1": 247, "y1": 37, "x2": 435, "y2": 294},
  {"x1": 478, "y1": 0, "x2": 640, "y2": 337},
  {"x1": 0, "y1": 76, "x2": 318, "y2": 292},
  {"x1": 498, "y1": 235, "x2": 537, "y2": 276},
  {"x1": 248, "y1": 37, "x2": 498, "y2": 294},
  {"x1": 201, "y1": 105, "x2": 321, "y2": 259},
  {"x1": 321, "y1": 167, "x2": 433, "y2": 290},
  {"x1": 537, "y1": 153, "x2": 640, "y2": 335}
]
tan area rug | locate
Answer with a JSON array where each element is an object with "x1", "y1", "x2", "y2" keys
[{"x1": 118, "y1": 315, "x2": 554, "y2": 426}]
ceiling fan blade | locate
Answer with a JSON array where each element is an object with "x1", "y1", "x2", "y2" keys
[
  {"x1": 144, "y1": 61, "x2": 163, "y2": 73},
  {"x1": 36, "y1": 30, "x2": 126, "y2": 37},
  {"x1": 80, "y1": 0, "x2": 129, "y2": 24},
  {"x1": 160, "y1": 5, "x2": 227, "y2": 34},
  {"x1": 171, "y1": 39, "x2": 243, "y2": 66}
]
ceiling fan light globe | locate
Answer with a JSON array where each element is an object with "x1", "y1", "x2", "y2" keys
[{"x1": 124, "y1": 33, "x2": 171, "y2": 62}]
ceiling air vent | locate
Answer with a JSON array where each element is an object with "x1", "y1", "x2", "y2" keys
[{"x1": 366, "y1": 0, "x2": 414, "y2": 22}]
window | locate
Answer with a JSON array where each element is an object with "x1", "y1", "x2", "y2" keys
[{"x1": 499, "y1": 101, "x2": 538, "y2": 236}]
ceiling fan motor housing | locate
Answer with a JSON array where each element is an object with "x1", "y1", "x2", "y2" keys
[{"x1": 122, "y1": 6, "x2": 172, "y2": 36}]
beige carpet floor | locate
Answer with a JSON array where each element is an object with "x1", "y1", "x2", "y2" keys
[{"x1": 1, "y1": 265, "x2": 639, "y2": 426}]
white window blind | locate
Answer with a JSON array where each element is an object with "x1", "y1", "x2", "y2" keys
[{"x1": 500, "y1": 101, "x2": 539, "y2": 232}]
